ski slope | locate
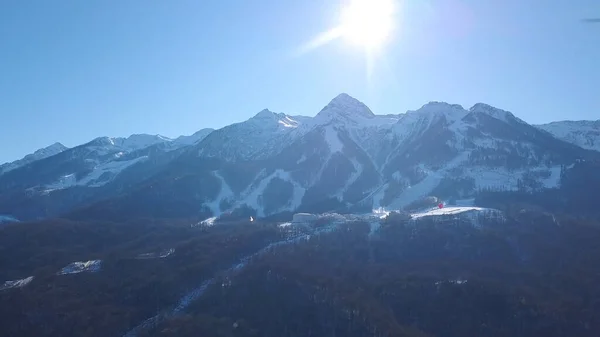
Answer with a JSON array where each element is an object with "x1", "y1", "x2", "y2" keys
[{"x1": 411, "y1": 206, "x2": 489, "y2": 219}]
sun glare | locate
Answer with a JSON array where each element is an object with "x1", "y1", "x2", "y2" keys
[
  {"x1": 339, "y1": 0, "x2": 396, "y2": 50},
  {"x1": 295, "y1": 0, "x2": 399, "y2": 84}
]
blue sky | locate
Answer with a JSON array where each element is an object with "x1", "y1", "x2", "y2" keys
[{"x1": 1, "y1": 0, "x2": 599, "y2": 163}]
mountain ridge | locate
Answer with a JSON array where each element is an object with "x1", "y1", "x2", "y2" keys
[{"x1": 1, "y1": 94, "x2": 598, "y2": 222}]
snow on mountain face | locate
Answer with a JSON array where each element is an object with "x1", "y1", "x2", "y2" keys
[
  {"x1": 305, "y1": 94, "x2": 399, "y2": 167},
  {"x1": 0, "y1": 214, "x2": 19, "y2": 224},
  {"x1": 315, "y1": 93, "x2": 375, "y2": 121},
  {"x1": 393, "y1": 102, "x2": 468, "y2": 141},
  {"x1": 173, "y1": 128, "x2": 214, "y2": 146},
  {"x1": 0, "y1": 276, "x2": 34, "y2": 291},
  {"x1": 58, "y1": 260, "x2": 102, "y2": 275},
  {"x1": 184, "y1": 95, "x2": 592, "y2": 218},
  {"x1": 371, "y1": 99, "x2": 591, "y2": 210},
  {"x1": 87, "y1": 134, "x2": 172, "y2": 155},
  {"x1": 45, "y1": 156, "x2": 149, "y2": 191},
  {"x1": 312, "y1": 93, "x2": 398, "y2": 128},
  {"x1": 14, "y1": 131, "x2": 213, "y2": 193},
  {"x1": 35, "y1": 134, "x2": 173, "y2": 191},
  {"x1": 0, "y1": 142, "x2": 68, "y2": 175},
  {"x1": 469, "y1": 103, "x2": 522, "y2": 124},
  {"x1": 537, "y1": 120, "x2": 600, "y2": 152},
  {"x1": 197, "y1": 109, "x2": 306, "y2": 161},
  {"x1": 2, "y1": 93, "x2": 597, "y2": 222}
]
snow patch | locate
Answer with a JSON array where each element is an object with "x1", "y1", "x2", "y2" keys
[
  {"x1": 205, "y1": 171, "x2": 234, "y2": 217},
  {"x1": 335, "y1": 157, "x2": 363, "y2": 199},
  {"x1": 58, "y1": 260, "x2": 102, "y2": 275},
  {"x1": 387, "y1": 152, "x2": 470, "y2": 209},
  {"x1": 410, "y1": 206, "x2": 488, "y2": 219},
  {"x1": 0, "y1": 276, "x2": 34, "y2": 291},
  {"x1": 324, "y1": 126, "x2": 343, "y2": 153},
  {"x1": 278, "y1": 118, "x2": 298, "y2": 128},
  {"x1": 240, "y1": 169, "x2": 306, "y2": 217},
  {"x1": 193, "y1": 217, "x2": 217, "y2": 227},
  {"x1": 0, "y1": 214, "x2": 20, "y2": 223},
  {"x1": 45, "y1": 156, "x2": 148, "y2": 190},
  {"x1": 46, "y1": 173, "x2": 77, "y2": 190},
  {"x1": 542, "y1": 166, "x2": 562, "y2": 189},
  {"x1": 136, "y1": 248, "x2": 175, "y2": 259},
  {"x1": 296, "y1": 154, "x2": 307, "y2": 164},
  {"x1": 436, "y1": 279, "x2": 468, "y2": 286}
]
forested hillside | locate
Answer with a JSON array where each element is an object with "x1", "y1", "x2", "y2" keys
[{"x1": 2, "y1": 203, "x2": 600, "y2": 337}]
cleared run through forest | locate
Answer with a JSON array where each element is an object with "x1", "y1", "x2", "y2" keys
[{"x1": 122, "y1": 223, "x2": 339, "y2": 337}]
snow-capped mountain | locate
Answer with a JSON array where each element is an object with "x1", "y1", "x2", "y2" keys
[
  {"x1": 536, "y1": 120, "x2": 600, "y2": 152},
  {"x1": 376, "y1": 101, "x2": 589, "y2": 210},
  {"x1": 196, "y1": 109, "x2": 308, "y2": 161},
  {"x1": 0, "y1": 130, "x2": 214, "y2": 220},
  {"x1": 2, "y1": 94, "x2": 599, "y2": 222},
  {"x1": 0, "y1": 142, "x2": 68, "y2": 175}
]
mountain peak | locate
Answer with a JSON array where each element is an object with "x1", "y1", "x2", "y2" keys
[
  {"x1": 316, "y1": 93, "x2": 375, "y2": 123},
  {"x1": 469, "y1": 103, "x2": 517, "y2": 123},
  {"x1": 330, "y1": 92, "x2": 357, "y2": 104},
  {"x1": 35, "y1": 142, "x2": 68, "y2": 155},
  {"x1": 403, "y1": 101, "x2": 468, "y2": 126},
  {"x1": 1, "y1": 142, "x2": 69, "y2": 174},
  {"x1": 253, "y1": 109, "x2": 277, "y2": 119},
  {"x1": 419, "y1": 101, "x2": 465, "y2": 112}
]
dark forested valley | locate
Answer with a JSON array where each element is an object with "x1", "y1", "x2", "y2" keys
[{"x1": 2, "y1": 197, "x2": 600, "y2": 337}]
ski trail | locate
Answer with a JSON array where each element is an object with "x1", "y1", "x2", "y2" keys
[{"x1": 122, "y1": 224, "x2": 338, "y2": 337}]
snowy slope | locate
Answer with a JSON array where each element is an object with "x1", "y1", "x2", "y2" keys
[
  {"x1": 86, "y1": 134, "x2": 172, "y2": 155},
  {"x1": 152, "y1": 95, "x2": 595, "y2": 220},
  {"x1": 2, "y1": 130, "x2": 214, "y2": 195},
  {"x1": 393, "y1": 102, "x2": 468, "y2": 139},
  {"x1": 197, "y1": 109, "x2": 307, "y2": 161},
  {"x1": 58, "y1": 260, "x2": 102, "y2": 275},
  {"x1": 45, "y1": 156, "x2": 149, "y2": 191},
  {"x1": 307, "y1": 94, "x2": 399, "y2": 165},
  {"x1": 0, "y1": 142, "x2": 68, "y2": 175},
  {"x1": 0, "y1": 276, "x2": 34, "y2": 291},
  {"x1": 0, "y1": 214, "x2": 20, "y2": 223},
  {"x1": 373, "y1": 99, "x2": 590, "y2": 210},
  {"x1": 173, "y1": 128, "x2": 214, "y2": 146},
  {"x1": 537, "y1": 120, "x2": 600, "y2": 152},
  {"x1": 236, "y1": 169, "x2": 307, "y2": 217},
  {"x1": 410, "y1": 206, "x2": 494, "y2": 219}
]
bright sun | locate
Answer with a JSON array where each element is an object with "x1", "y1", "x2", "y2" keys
[{"x1": 339, "y1": 0, "x2": 396, "y2": 50}]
